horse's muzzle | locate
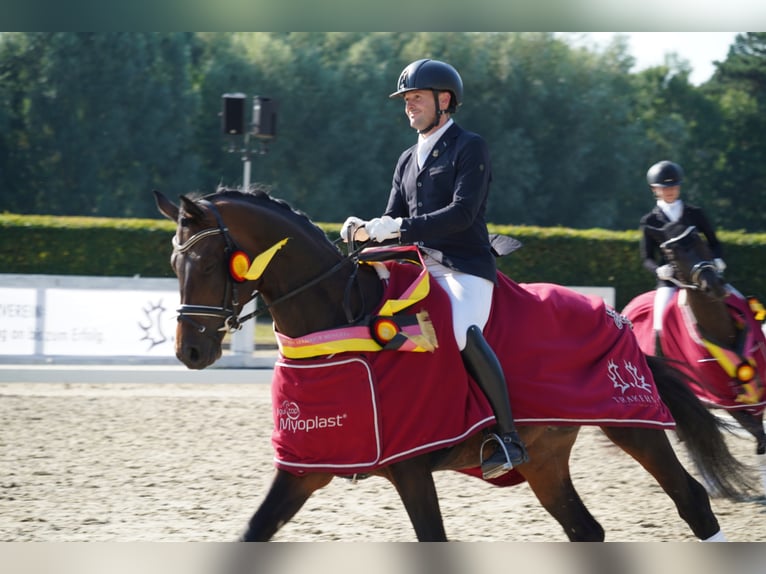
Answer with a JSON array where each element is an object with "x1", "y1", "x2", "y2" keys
[{"x1": 175, "y1": 325, "x2": 224, "y2": 369}]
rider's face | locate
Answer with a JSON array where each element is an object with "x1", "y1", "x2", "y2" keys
[
  {"x1": 403, "y1": 90, "x2": 450, "y2": 135},
  {"x1": 652, "y1": 185, "x2": 681, "y2": 203}
]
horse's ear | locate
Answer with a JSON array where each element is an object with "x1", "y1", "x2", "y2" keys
[
  {"x1": 179, "y1": 194, "x2": 206, "y2": 221},
  {"x1": 153, "y1": 190, "x2": 179, "y2": 222}
]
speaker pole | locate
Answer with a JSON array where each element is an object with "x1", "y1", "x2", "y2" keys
[{"x1": 242, "y1": 131, "x2": 251, "y2": 192}]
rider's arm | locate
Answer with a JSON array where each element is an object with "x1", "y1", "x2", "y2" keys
[{"x1": 639, "y1": 222, "x2": 660, "y2": 274}]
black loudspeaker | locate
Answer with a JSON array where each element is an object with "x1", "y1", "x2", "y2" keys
[
  {"x1": 222, "y1": 93, "x2": 246, "y2": 135},
  {"x1": 252, "y1": 96, "x2": 278, "y2": 139}
]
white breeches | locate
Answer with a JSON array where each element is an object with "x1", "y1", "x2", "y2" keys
[
  {"x1": 427, "y1": 262, "x2": 494, "y2": 351},
  {"x1": 653, "y1": 285, "x2": 677, "y2": 332}
]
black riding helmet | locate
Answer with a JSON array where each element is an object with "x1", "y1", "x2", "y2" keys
[
  {"x1": 647, "y1": 160, "x2": 684, "y2": 188},
  {"x1": 390, "y1": 59, "x2": 463, "y2": 133},
  {"x1": 389, "y1": 59, "x2": 463, "y2": 112}
]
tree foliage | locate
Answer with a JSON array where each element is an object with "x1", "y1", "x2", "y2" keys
[
  {"x1": 702, "y1": 33, "x2": 766, "y2": 231},
  {"x1": 1, "y1": 32, "x2": 765, "y2": 232}
]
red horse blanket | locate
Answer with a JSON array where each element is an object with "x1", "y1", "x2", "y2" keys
[
  {"x1": 623, "y1": 290, "x2": 766, "y2": 414},
  {"x1": 272, "y1": 264, "x2": 674, "y2": 480}
]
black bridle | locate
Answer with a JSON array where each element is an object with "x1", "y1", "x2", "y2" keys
[
  {"x1": 172, "y1": 200, "x2": 250, "y2": 336},
  {"x1": 172, "y1": 199, "x2": 367, "y2": 336}
]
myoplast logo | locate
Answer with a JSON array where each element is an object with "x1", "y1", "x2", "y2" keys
[{"x1": 277, "y1": 399, "x2": 347, "y2": 433}]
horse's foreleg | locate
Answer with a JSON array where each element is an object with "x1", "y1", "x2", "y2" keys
[
  {"x1": 602, "y1": 427, "x2": 721, "y2": 540},
  {"x1": 240, "y1": 470, "x2": 333, "y2": 541},
  {"x1": 521, "y1": 427, "x2": 605, "y2": 541},
  {"x1": 385, "y1": 457, "x2": 448, "y2": 541}
]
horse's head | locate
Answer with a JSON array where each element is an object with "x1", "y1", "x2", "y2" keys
[
  {"x1": 154, "y1": 190, "x2": 265, "y2": 369},
  {"x1": 155, "y1": 187, "x2": 371, "y2": 369},
  {"x1": 650, "y1": 222, "x2": 728, "y2": 301}
]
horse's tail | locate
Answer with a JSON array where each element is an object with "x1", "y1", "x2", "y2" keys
[{"x1": 647, "y1": 354, "x2": 758, "y2": 500}]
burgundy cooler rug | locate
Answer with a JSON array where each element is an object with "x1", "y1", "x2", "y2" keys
[
  {"x1": 624, "y1": 290, "x2": 766, "y2": 414},
  {"x1": 272, "y1": 263, "x2": 674, "y2": 484}
]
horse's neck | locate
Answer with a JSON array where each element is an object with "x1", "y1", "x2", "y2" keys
[
  {"x1": 265, "y1": 259, "x2": 383, "y2": 338},
  {"x1": 220, "y1": 196, "x2": 384, "y2": 338},
  {"x1": 684, "y1": 289, "x2": 738, "y2": 348}
]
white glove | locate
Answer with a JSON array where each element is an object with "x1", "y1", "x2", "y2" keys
[
  {"x1": 714, "y1": 258, "x2": 726, "y2": 273},
  {"x1": 656, "y1": 264, "x2": 675, "y2": 281},
  {"x1": 365, "y1": 216, "x2": 402, "y2": 242},
  {"x1": 340, "y1": 216, "x2": 368, "y2": 242}
]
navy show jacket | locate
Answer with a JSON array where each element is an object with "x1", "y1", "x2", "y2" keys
[
  {"x1": 639, "y1": 202, "x2": 723, "y2": 287},
  {"x1": 383, "y1": 122, "x2": 497, "y2": 284}
]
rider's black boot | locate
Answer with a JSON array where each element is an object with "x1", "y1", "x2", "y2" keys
[
  {"x1": 654, "y1": 330, "x2": 664, "y2": 357},
  {"x1": 461, "y1": 325, "x2": 529, "y2": 480}
]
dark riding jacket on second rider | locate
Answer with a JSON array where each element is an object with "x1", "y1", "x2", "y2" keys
[{"x1": 341, "y1": 58, "x2": 528, "y2": 480}]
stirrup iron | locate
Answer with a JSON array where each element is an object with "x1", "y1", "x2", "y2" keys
[{"x1": 480, "y1": 432, "x2": 514, "y2": 479}]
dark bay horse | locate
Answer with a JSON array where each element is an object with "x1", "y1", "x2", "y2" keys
[
  {"x1": 623, "y1": 222, "x2": 766, "y2": 493},
  {"x1": 154, "y1": 188, "x2": 755, "y2": 541}
]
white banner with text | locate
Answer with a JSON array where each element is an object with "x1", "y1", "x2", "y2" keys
[{"x1": 0, "y1": 282, "x2": 179, "y2": 357}]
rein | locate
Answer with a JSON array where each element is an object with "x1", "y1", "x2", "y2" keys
[{"x1": 173, "y1": 199, "x2": 367, "y2": 335}]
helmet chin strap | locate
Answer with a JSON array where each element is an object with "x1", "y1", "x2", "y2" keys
[{"x1": 417, "y1": 90, "x2": 447, "y2": 135}]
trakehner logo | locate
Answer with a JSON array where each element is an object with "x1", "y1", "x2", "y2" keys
[
  {"x1": 608, "y1": 360, "x2": 652, "y2": 395},
  {"x1": 277, "y1": 399, "x2": 347, "y2": 433}
]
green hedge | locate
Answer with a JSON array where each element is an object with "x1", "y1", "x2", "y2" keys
[
  {"x1": 0, "y1": 214, "x2": 177, "y2": 278},
  {"x1": 2, "y1": 214, "x2": 765, "y2": 310}
]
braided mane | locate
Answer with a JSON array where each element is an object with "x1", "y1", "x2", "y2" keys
[{"x1": 203, "y1": 186, "x2": 335, "y2": 248}]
